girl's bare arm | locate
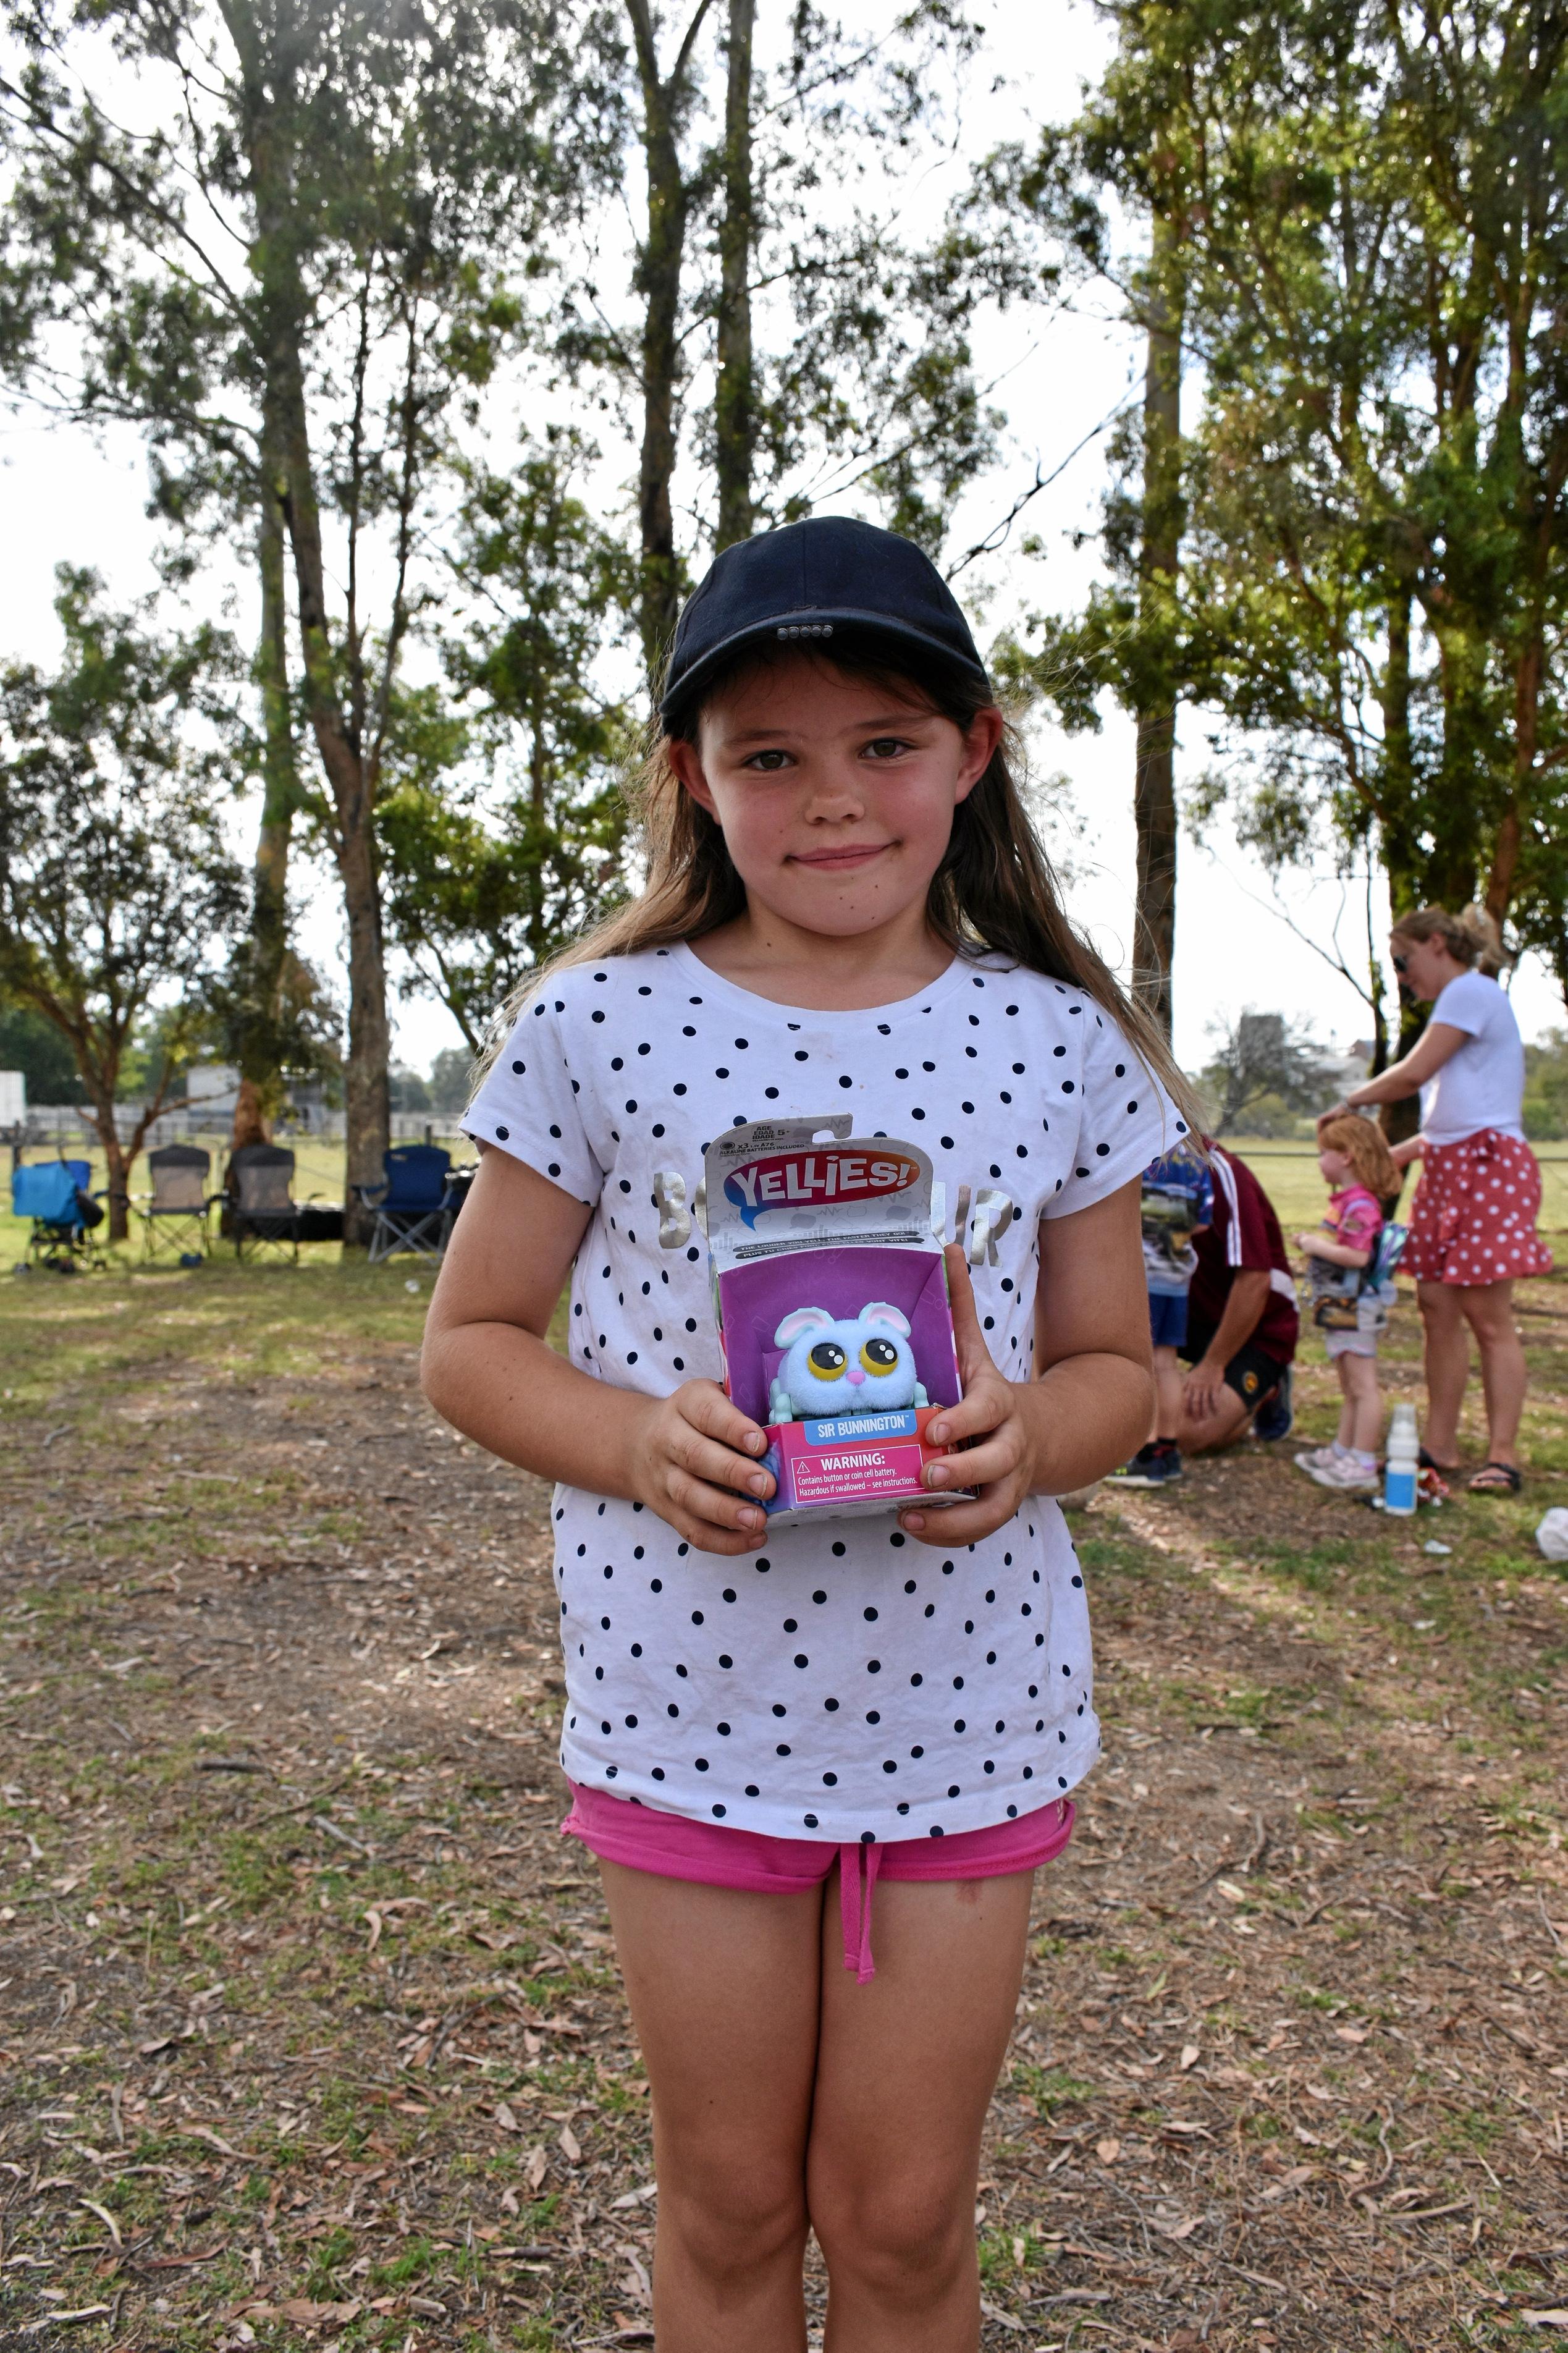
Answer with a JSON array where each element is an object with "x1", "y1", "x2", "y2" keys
[{"x1": 420, "y1": 1147, "x2": 775, "y2": 1555}]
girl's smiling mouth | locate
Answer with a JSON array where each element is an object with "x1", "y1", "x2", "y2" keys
[{"x1": 789, "y1": 843, "x2": 894, "y2": 869}]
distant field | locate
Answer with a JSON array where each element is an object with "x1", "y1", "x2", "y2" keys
[
  {"x1": 7, "y1": 1125, "x2": 1565, "y2": 1264},
  {"x1": 1230, "y1": 1138, "x2": 1568, "y2": 1241}
]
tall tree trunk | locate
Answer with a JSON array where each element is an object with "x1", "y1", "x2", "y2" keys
[
  {"x1": 234, "y1": 17, "x2": 390, "y2": 1244},
  {"x1": 233, "y1": 405, "x2": 298, "y2": 1154},
  {"x1": 1375, "y1": 590, "x2": 1423, "y2": 1141},
  {"x1": 626, "y1": 0, "x2": 712, "y2": 685},
  {"x1": 714, "y1": 0, "x2": 755, "y2": 552},
  {"x1": 1131, "y1": 211, "x2": 1183, "y2": 1039}
]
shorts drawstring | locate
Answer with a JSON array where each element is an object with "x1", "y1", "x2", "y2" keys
[{"x1": 839, "y1": 1841, "x2": 883, "y2": 1983}]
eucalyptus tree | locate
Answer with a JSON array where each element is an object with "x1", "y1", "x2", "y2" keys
[
  {"x1": 0, "y1": 0, "x2": 620, "y2": 1233},
  {"x1": 0, "y1": 570, "x2": 245, "y2": 1236},
  {"x1": 571, "y1": 0, "x2": 998, "y2": 682},
  {"x1": 379, "y1": 430, "x2": 637, "y2": 1049}
]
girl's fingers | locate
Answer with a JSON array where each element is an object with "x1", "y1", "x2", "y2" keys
[
  {"x1": 665, "y1": 1468, "x2": 769, "y2": 1538},
  {"x1": 900, "y1": 1492, "x2": 1019, "y2": 1547},
  {"x1": 678, "y1": 1380, "x2": 769, "y2": 1459},
  {"x1": 924, "y1": 1432, "x2": 1018, "y2": 1491},
  {"x1": 924, "y1": 1377, "x2": 1007, "y2": 1449},
  {"x1": 671, "y1": 1426, "x2": 776, "y2": 1500},
  {"x1": 941, "y1": 1244, "x2": 995, "y2": 1382}
]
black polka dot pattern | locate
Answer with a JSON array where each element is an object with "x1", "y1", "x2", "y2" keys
[{"x1": 458, "y1": 945, "x2": 1174, "y2": 1840}]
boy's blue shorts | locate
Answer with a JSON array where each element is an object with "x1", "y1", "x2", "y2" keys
[{"x1": 1149, "y1": 1290, "x2": 1188, "y2": 1350}]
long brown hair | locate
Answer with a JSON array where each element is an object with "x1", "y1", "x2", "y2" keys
[{"x1": 481, "y1": 642, "x2": 1202, "y2": 1130}]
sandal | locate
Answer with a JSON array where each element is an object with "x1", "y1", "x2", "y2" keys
[
  {"x1": 1467, "y1": 1461, "x2": 1522, "y2": 1495},
  {"x1": 1420, "y1": 1447, "x2": 1462, "y2": 1474}
]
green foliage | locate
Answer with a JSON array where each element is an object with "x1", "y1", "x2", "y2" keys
[
  {"x1": 979, "y1": 0, "x2": 1568, "y2": 1014},
  {"x1": 0, "y1": 568, "x2": 245, "y2": 1212},
  {"x1": 0, "y1": 993, "x2": 83, "y2": 1102},
  {"x1": 1523, "y1": 1031, "x2": 1568, "y2": 1140},
  {"x1": 379, "y1": 432, "x2": 635, "y2": 1049}
]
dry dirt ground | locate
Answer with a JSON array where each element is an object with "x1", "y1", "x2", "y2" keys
[{"x1": 2, "y1": 1256, "x2": 1566, "y2": 2353}]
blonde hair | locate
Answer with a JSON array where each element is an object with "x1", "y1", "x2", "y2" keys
[
  {"x1": 1391, "y1": 903, "x2": 1511, "y2": 979},
  {"x1": 480, "y1": 643, "x2": 1204, "y2": 1133},
  {"x1": 1318, "y1": 1114, "x2": 1401, "y2": 1199}
]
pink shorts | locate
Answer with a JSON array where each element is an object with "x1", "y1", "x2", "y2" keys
[{"x1": 562, "y1": 1780, "x2": 1074, "y2": 1985}]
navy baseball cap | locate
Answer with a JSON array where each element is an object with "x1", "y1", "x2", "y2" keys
[{"x1": 659, "y1": 515, "x2": 990, "y2": 720}]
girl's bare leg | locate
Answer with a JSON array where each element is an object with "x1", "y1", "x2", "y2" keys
[
  {"x1": 597, "y1": 1861, "x2": 823, "y2": 2353},
  {"x1": 1341, "y1": 1351, "x2": 1382, "y2": 1455},
  {"x1": 1335, "y1": 1360, "x2": 1356, "y2": 1452},
  {"x1": 807, "y1": 1869, "x2": 1035, "y2": 2352}
]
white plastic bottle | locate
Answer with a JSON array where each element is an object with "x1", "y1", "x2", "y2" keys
[{"x1": 1385, "y1": 1401, "x2": 1418, "y2": 1516}]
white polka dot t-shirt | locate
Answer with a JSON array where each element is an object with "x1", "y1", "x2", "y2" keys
[{"x1": 465, "y1": 945, "x2": 1182, "y2": 1844}]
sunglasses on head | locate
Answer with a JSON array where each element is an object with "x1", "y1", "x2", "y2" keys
[{"x1": 1391, "y1": 952, "x2": 1409, "y2": 974}]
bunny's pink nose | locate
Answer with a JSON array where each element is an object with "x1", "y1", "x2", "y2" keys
[{"x1": 846, "y1": 1366, "x2": 866, "y2": 1385}]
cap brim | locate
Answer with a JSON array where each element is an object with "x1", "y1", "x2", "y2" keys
[{"x1": 659, "y1": 609, "x2": 990, "y2": 720}]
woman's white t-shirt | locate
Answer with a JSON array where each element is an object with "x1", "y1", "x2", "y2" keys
[
  {"x1": 1420, "y1": 971, "x2": 1527, "y2": 1146},
  {"x1": 465, "y1": 945, "x2": 1183, "y2": 1844}
]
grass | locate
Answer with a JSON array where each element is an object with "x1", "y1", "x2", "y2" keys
[{"x1": 3, "y1": 1152, "x2": 1567, "y2": 2351}]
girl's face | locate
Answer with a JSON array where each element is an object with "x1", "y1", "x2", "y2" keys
[
  {"x1": 1318, "y1": 1147, "x2": 1352, "y2": 1187},
  {"x1": 1389, "y1": 930, "x2": 1457, "y2": 1002},
  {"x1": 671, "y1": 653, "x2": 1003, "y2": 945}
]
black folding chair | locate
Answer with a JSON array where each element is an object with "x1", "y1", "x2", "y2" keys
[
  {"x1": 229, "y1": 1143, "x2": 301, "y2": 1264},
  {"x1": 137, "y1": 1143, "x2": 213, "y2": 1262}
]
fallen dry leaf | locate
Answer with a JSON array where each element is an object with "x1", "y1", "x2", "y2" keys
[
  {"x1": 1179, "y1": 2042, "x2": 1200, "y2": 2069},
  {"x1": 525, "y1": 2145, "x2": 548, "y2": 2190},
  {"x1": 1095, "y1": 2137, "x2": 1120, "y2": 2164},
  {"x1": 558, "y1": 2121, "x2": 582, "y2": 2163}
]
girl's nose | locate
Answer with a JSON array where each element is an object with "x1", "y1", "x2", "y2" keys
[{"x1": 846, "y1": 1366, "x2": 866, "y2": 1385}]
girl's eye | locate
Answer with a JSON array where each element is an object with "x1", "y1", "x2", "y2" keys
[
  {"x1": 741, "y1": 747, "x2": 793, "y2": 772},
  {"x1": 860, "y1": 1337, "x2": 900, "y2": 1374},
  {"x1": 863, "y1": 736, "x2": 913, "y2": 759}
]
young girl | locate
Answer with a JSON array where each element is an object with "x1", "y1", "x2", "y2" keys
[
  {"x1": 1294, "y1": 1113, "x2": 1401, "y2": 1493},
  {"x1": 422, "y1": 516, "x2": 1192, "y2": 2352}
]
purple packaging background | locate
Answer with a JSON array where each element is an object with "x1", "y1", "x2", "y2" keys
[{"x1": 718, "y1": 1244, "x2": 960, "y2": 1426}]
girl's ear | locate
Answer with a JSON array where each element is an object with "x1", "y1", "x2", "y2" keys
[
  {"x1": 953, "y1": 705, "x2": 1005, "y2": 806},
  {"x1": 669, "y1": 735, "x2": 718, "y2": 817}
]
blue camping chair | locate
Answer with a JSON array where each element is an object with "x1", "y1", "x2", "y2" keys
[
  {"x1": 11, "y1": 1159, "x2": 107, "y2": 1273},
  {"x1": 353, "y1": 1146, "x2": 456, "y2": 1263}
]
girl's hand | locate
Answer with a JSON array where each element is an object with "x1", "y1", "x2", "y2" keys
[
  {"x1": 899, "y1": 1248, "x2": 1037, "y2": 1547},
  {"x1": 1297, "y1": 1230, "x2": 1323, "y2": 1254},
  {"x1": 630, "y1": 1380, "x2": 776, "y2": 1557}
]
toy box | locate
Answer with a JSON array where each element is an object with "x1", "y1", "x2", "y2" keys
[{"x1": 673, "y1": 1115, "x2": 979, "y2": 1529}]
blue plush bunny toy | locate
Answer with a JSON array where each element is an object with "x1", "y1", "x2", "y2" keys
[{"x1": 769, "y1": 1303, "x2": 929, "y2": 1424}]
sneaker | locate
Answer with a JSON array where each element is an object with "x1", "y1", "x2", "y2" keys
[
  {"x1": 1253, "y1": 1366, "x2": 1294, "y2": 1442},
  {"x1": 1294, "y1": 1445, "x2": 1341, "y2": 1475},
  {"x1": 1108, "y1": 1441, "x2": 1183, "y2": 1488},
  {"x1": 1302, "y1": 1451, "x2": 1379, "y2": 1492}
]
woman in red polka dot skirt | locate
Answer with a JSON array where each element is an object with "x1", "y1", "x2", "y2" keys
[{"x1": 1321, "y1": 906, "x2": 1551, "y2": 1493}]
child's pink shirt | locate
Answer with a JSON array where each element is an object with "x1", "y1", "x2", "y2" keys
[{"x1": 1325, "y1": 1183, "x2": 1384, "y2": 1257}]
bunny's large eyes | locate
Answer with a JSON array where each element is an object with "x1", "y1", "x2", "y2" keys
[
  {"x1": 860, "y1": 1337, "x2": 900, "y2": 1375},
  {"x1": 807, "y1": 1341, "x2": 847, "y2": 1379}
]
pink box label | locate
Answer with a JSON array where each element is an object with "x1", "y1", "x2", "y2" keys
[{"x1": 790, "y1": 1441, "x2": 927, "y2": 1507}]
